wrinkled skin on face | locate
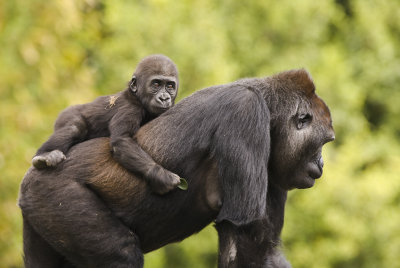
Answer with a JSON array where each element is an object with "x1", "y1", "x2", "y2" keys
[{"x1": 143, "y1": 75, "x2": 178, "y2": 115}]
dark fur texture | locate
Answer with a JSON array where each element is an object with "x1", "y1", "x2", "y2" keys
[
  {"x1": 32, "y1": 54, "x2": 181, "y2": 194},
  {"x1": 19, "y1": 69, "x2": 334, "y2": 267}
]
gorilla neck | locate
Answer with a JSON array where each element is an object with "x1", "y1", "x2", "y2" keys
[{"x1": 122, "y1": 88, "x2": 155, "y2": 124}]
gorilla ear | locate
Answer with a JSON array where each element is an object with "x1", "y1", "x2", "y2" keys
[{"x1": 129, "y1": 76, "x2": 137, "y2": 93}]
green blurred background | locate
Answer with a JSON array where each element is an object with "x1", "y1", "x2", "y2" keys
[{"x1": 1, "y1": 0, "x2": 399, "y2": 267}]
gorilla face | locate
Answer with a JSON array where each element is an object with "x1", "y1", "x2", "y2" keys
[
  {"x1": 129, "y1": 54, "x2": 179, "y2": 116},
  {"x1": 144, "y1": 75, "x2": 178, "y2": 115},
  {"x1": 269, "y1": 90, "x2": 335, "y2": 190}
]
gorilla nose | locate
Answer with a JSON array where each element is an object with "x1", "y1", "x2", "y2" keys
[
  {"x1": 325, "y1": 130, "x2": 335, "y2": 144},
  {"x1": 158, "y1": 93, "x2": 171, "y2": 103},
  {"x1": 318, "y1": 157, "x2": 324, "y2": 169}
]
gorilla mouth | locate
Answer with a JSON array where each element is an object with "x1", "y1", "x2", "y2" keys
[
  {"x1": 156, "y1": 105, "x2": 170, "y2": 110},
  {"x1": 155, "y1": 102, "x2": 172, "y2": 109},
  {"x1": 308, "y1": 156, "x2": 324, "y2": 179},
  {"x1": 151, "y1": 103, "x2": 172, "y2": 114}
]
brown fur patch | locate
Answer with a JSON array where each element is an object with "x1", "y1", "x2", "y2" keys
[
  {"x1": 272, "y1": 69, "x2": 332, "y2": 130},
  {"x1": 312, "y1": 95, "x2": 333, "y2": 127},
  {"x1": 275, "y1": 69, "x2": 315, "y2": 96},
  {"x1": 87, "y1": 140, "x2": 146, "y2": 206}
]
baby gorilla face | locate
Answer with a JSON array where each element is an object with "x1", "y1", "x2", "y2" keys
[
  {"x1": 130, "y1": 54, "x2": 179, "y2": 116},
  {"x1": 145, "y1": 75, "x2": 178, "y2": 115}
]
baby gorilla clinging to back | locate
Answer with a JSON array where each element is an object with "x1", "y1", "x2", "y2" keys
[{"x1": 32, "y1": 54, "x2": 180, "y2": 194}]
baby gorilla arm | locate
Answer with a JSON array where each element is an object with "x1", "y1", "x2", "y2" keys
[
  {"x1": 111, "y1": 137, "x2": 180, "y2": 194},
  {"x1": 109, "y1": 113, "x2": 180, "y2": 195}
]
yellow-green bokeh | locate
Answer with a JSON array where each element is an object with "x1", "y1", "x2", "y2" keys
[{"x1": 1, "y1": 0, "x2": 399, "y2": 267}]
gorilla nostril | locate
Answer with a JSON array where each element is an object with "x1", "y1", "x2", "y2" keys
[
  {"x1": 319, "y1": 157, "x2": 324, "y2": 168},
  {"x1": 158, "y1": 94, "x2": 171, "y2": 102},
  {"x1": 324, "y1": 132, "x2": 335, "y2": 144},
  {"x1": 328, "y1": 130, "x2": 335, "y2": 142}
]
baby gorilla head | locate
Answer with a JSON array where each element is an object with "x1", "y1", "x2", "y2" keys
[{"x1": 129, "y1": 54, "x2": 179, "y2": 115}]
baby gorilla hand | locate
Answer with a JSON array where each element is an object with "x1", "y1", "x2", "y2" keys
[
  {"x1": 32, "y1": 150, "x2": 66, "y2": 169},
  {"x1": 146, "y1": 165, "x2": 181, "y2": 195}
]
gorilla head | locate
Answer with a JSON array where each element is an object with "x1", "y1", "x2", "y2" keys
[
  {"x1": 130, "y1": 54, "x2": 179, "y2": 115},
  {"x1": 265, "y1": 69, "x2": 335, "y2": 189}
]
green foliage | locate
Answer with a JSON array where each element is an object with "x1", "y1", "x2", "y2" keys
[
  {"x1": 1, "y1": 0, "x2": 399, "y2": 267},
  {"x1": 178, "y1": 178, "x2": 188, "y2": 190}
]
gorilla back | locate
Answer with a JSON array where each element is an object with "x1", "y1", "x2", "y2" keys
[{"x1": 19, "y1": 69, "x2": 334, "y2": 268}]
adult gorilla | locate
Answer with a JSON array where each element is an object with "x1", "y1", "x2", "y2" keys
[{"x1": 19, "y1": 69, "x2": 335, "y2": 268}]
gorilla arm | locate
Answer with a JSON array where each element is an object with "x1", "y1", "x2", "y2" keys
[{"x1": 108, "y1": 107, "x2": 180, "y2": 195}]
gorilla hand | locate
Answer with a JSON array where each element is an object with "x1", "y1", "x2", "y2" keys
[{"x1": 145, "y1": 165, "x2": 181, "y2": 195}]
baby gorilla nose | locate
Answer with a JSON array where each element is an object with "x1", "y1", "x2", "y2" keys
[{"x1": 157, "y1": 92, "x2": 171, "y2": 104}]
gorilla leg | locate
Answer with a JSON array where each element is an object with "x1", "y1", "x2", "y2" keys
[
  {"x1": 216, "y1": 220, "x2": 287, "y2": 268},
  {"x1": 20, "y1": 176, "x2": 143, "y2": 268},
  {"x1": 266, "y1": 250, "x2": 292, "y2": 268},
  {"x1": 216, "y1": 221, "x2": 271, "y2": 268},
  {"x1": 23, "y1": 217, "x2": 67, "y2": 267},
  {"x1": 33, "y1": 108, "x2": 88, "y2": 169}
]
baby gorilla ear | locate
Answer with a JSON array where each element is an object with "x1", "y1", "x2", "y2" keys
[{"x1": 129, "y1": 76, "x2": 137, "y2": 93}]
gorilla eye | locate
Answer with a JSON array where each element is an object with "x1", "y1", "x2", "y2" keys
[
  {"x1": 166, "y1": 83, "x2": 175, "y2": 90},
  {"x1": 151, "y1": 80, "x2": 161, "y2": 87},
  {"x1": 296, "y1": 113, "x2": 313, "y2": 129}
]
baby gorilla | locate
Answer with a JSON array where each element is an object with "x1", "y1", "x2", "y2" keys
[{"x1": 32, "y1": 54, "x2": 180, "y2": 194}]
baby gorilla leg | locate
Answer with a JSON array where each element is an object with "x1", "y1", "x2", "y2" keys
[{"x1": 33, "y1": 111, "x2": 88, "y2": 169}]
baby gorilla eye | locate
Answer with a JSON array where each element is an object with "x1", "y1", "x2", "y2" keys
[
  {"x1": 152, "y1": 80, "x2": 161, "y2": 88},
  {"x1": 166, "y1": 83, "x2": 175, "y2": 89}
]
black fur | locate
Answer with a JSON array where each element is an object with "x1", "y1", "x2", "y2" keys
[
  {"x1": 19, "y1": 69, "x2": 334, "y2": 267},
  {"x1": 32, "y1": 54, "x2": 181, "y2": 194}
]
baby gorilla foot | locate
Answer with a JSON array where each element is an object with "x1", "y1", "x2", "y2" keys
[
  {"x1": 32, "y1": 150, "x2": 66, "y2": 169},
  {"x1": 146, "y1": 165, "x2": 181, "y2": 195}
]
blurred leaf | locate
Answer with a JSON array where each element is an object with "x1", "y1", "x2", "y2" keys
[{"x1": 178, "y1": 178, "x2": 188, "y2": 191}]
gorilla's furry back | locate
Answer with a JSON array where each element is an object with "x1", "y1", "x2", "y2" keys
[{"x1": 137, "y1": 84, "x2": 271, "y2": 225}]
